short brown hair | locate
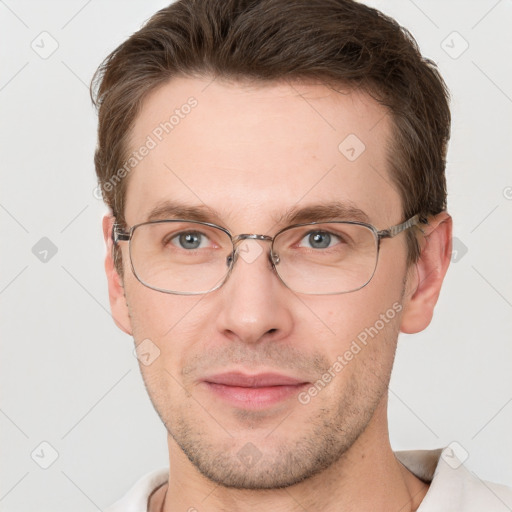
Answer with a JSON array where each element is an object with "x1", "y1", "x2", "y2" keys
[{"x1": 91, "y1": 0, "x2": 450, "y2": 274}]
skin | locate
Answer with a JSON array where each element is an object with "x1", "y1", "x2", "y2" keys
[{"x1": 102, "y1": 76, "x2": 452, "y2": 511}]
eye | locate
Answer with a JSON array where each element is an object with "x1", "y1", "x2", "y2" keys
[
  {"x1": 298, "y1": 230, "x2": 342, "y2": 249},
  {"x1": 169, "y1": 231, "x2": 211, "y2": 250}
]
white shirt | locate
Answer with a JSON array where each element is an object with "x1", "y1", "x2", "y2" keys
[{"x1": 105, "y1": 447, "x2": 512, "y2": 511}]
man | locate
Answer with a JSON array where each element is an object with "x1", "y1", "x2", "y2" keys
[{"x1": 91, "y1": 0, "x2": 512, "y2": 510}]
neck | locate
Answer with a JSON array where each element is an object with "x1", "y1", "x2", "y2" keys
[{"x1": 151, "y1": 400, "x2": 429, "y2": 512}]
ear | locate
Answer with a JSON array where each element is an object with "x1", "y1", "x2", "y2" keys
[
  {"x1": 102, "y1": 214, "x2": 132, "y2": 335},
  {"x1": 400, "y1": 212, "x2": 452, "y2": 334}
]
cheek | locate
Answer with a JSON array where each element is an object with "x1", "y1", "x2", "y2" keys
[
  {"x1": 305, "y1": 259, "x2": 406, "y2": 373},
  {"x1": 125, "y1": 274, "x2": 189, "y2": 337},
  {"x1": 316, "y1": 294, "x2": 403, "y2": 391},
  {"x1": 317, "y1": 288, "x2": 402, "y2": 342},
  {"x1": 124, "y1": 278, "x2": 216, "y2": 372}
]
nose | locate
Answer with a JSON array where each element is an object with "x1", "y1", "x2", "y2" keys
[{"x1": 215, "y1": 239, "x2": 293, "y2": 345}]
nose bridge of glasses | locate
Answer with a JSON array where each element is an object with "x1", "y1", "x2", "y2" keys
[
  {"x1": 232, "y1": 233, "x2": 274, "y2": 244},
  {"x1": 229, "y1": 233, "x2": 279, "y2": 267}
]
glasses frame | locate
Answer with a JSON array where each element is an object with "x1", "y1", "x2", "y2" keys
[{"x1": 113, "y1": 214, "x2": 422, "y2": 296}]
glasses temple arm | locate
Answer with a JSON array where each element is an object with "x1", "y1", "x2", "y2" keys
[
  {"x1": 377, "y1": 214, "x2": 424, "y2": 239},
  {"x1": 112, "y1": 223, "x2": 130, "y2": 243}
]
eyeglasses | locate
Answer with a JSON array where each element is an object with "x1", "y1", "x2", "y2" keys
[{"x1": 113, "y1": 215, "x2": 421, "y2": 295}]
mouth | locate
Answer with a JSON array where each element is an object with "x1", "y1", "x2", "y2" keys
[{"x1": 201, "y1": 372, "x2": 310, "y2": 409}]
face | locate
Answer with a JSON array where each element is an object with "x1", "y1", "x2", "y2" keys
[{"x1": 114, "y1": 77, "x2": 413, "y2": 489}]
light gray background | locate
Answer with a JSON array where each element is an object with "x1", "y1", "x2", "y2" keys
[{"x1": 1, "y1": 1, "x2": 511, "y2": 510}]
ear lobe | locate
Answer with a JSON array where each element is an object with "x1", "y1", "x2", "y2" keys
[
  {"x1": 400, "y1": 212, "x2": 452, "y2": 334},
  {"x1": 102, "y1": 214, "x2": 132, "y2": 335}
]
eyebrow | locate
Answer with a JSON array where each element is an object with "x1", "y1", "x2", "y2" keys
[
  {"x1": 146, "y1": 201, "x2": 222, "y2": 224},
  {"x1": 144, "y1": 200, "x2": 370, "y2": 227},
  {"x1": 276, "y1": 202, "x2": 370, "y2": 225}
]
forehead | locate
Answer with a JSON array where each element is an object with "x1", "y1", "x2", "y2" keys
[{"x1": 124, "y1": 76, "x2": 401, "y2": 230}]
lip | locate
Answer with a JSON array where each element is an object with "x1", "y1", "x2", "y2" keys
[
  {"x1": 202, "y1": 372, "x2": 309, "y2": 409},
  {"x1": 204, "y1": 372, "x2": 307, "y2": 387}
]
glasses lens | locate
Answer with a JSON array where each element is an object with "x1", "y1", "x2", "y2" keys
[
  {"x1": 273, "y1": 223, "x2": 378, "y2": 294},
  {"x1": 130, "y1": 221, "x2": 233, "y2": 294}
]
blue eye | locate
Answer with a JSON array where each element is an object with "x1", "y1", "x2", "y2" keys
[
  {"x1": 171, "y1": 231, "x2": 209, "y2": 250},
  {"x1": 299, "y1": 231, "x2": 341, "y2": 249}
]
